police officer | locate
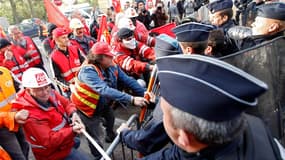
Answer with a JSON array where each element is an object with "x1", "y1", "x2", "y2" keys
[
  {"x1": 141, "y1": 54, "x2": 284, "y2": 160},
  {"x1": 207, "y1": 0, "x2": 239, "y2": 55},
  {"x1": 208, "y1": 0, "x2": 236, "y2": 33},
  {"x1": 172, "y1": 22, "x2": 215, "y2": 55},
  {"x1": 240, "y1": 2, "x2": 285, "y2": 50}
]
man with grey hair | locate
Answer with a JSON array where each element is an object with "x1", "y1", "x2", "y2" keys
[
  {"x1": 140, "y1": 54, "x2": 284, "y2": 159},
  {"x1": 8, "y1": 25, "x2": 44, "y2": 70}
]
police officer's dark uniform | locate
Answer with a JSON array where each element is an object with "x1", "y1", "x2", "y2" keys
[
  {"x1": 240, "y1": 3, "x2": 285, "y2": 50},
  {"x1": 140, "y1": 54, "x2": 284, "y2": 160},
  {"x1": 208, "y1": 0, "x2": 239, "y2": 56}
]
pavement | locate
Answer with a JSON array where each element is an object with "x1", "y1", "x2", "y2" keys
[{"x1": 29, "y1": 37, "x2": 144, "y2": 160}]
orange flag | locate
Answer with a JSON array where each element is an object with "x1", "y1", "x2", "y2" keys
[
  {"x1": 149, "y1": 22, "x2": 176, "y2": 38},
  {"x1": 97, "y1": 15, "x2": 111, "y2": 44},
  {"x1": 43, "y1": 0, "x2": 69, "y2": 28},
  {"x1": 112, "y1": 0, "x2": 122, "y2": 13}
]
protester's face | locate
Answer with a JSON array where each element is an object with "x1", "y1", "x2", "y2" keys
[
  {"x1": 138, "y1": 2, "x2": 145, "y2": 10},
  {"x1": 74, "y1": 27, "x2": 84, "y2": 37},
  {"x1": 125, "y1": 2, "x2": 130, "y2": 9},
  {"x1": 100, "y1": 55, "x2": 113, "y2": 68},
  {"x1": 55, "y1": 34, "x2": 69, "y2": 47},
  {"x1": 251, "y1": 17, "x2": 280, "y2": 35},
  {"x1": 160, "y1": 98, "x2": 180, "y2": 145},
  {"x1": 11, "y1": 28, "x2": 23, "y2": 41},
  {"x1": 148, "y1": 2, "x2": 153, "y2": 8},
  {"x1": 209, "y1": 11, "x2": 226, "y2": 27},
  {"x1": 28, "y1": 85, "x2": 51, "y2": 103},
  {"x1": 0, "y1": 45, "x2": 9, "y2": 54}
]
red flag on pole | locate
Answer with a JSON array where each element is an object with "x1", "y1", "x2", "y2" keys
[
  {"x1": 43, "y1": 0, "x2": 69, "y2": 28},
  {"x1": 149, "y1": 22, "x2": 176, "y2": 38},
  {"x1": 112, "y1": 0, "x2": 122, "y2": 13},
  {"x1": 97, "y1": 15, "x2": 111, "y2": 44}
]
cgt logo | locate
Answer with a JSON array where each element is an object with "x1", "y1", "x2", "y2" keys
[{"x1": 35, "y1": 73, "x2": 47, "y2": 86}]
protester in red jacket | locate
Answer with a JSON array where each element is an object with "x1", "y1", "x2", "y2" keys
[
  {"x1": 8, "y1": 25, "x2": 43, "y2": 70},
  {"x1": 0, "y1": 38, "x2": 29, "y2": 80},
  {"x1": 12, "y1": 68, "x2": 87, "y2": 160},
  {"x1": 50, "y1": 28, "x2": 85, "y2": 95},
  {"x1": 113, "y1": 28, "x2": 155, "y2": 79},
  {"x1": 111, "y1": 17, "x2": 155, "y2": 48}
]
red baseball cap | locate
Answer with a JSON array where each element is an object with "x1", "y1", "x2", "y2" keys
[
  {"x1": 91, "y1": 42, "x2": 114, "y2": 57},
  {"x1": 52, "y1": 27, "x2": 70, "y2": 38}
]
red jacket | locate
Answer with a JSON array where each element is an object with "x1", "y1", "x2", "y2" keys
[
  {"x1": 113, "y1": 42, "x2": 155, "y2": 76},
  {"x1": 12, "y1": 89, "x2": 77, "y2": 160},
  {"x1": 51, "y1": 46, "x2": 82, "y2": 84},
  {"x1": 0, "y1": 45, "x2": 29, "y2": 80},
  {"x1": 136, "y1": 20, "x2": 149, "y2": 35},
  {"x1": 19, "y1": 36, "x2": 42, "y2": 67}
]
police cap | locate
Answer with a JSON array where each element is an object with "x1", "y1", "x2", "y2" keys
[
  {"x1": 257, "y1": 2, "x2": 285, "y2": 21},
  {"x1": 172, "y1": 22, "x2": 215, "y2": 42},
  {"x1": 157, "y1": 54, "x2": 268, "y2": 122},
  {"x1": 207, "y1": 0, "x2": 233, "y2": 14}
]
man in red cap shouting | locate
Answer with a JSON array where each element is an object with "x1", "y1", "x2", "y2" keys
[
  {"x1": 71, "y1": 41, "x2": 147, "y2": 160},
  {"x1": 50, "y1": 27, "x2": 85, "y2": 96}
]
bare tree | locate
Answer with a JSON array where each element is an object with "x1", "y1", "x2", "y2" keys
[
  {"x1": 8, "y1": 0, "x2": 19, "y2": 23},
  {"x1": 26, "y1": 0, "x2": 35, "y2": 18}
]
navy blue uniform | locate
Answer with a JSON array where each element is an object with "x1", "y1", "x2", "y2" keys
[{"x1": 140, "y1": 115, "x2": 283, "y2": 160}]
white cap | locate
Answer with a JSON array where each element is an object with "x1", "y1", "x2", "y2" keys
[
  {"x1": 22, "y1": 68, "x2": 52, "y2": 88},
  {"x1": 124, "y1": 8, "x2": 138, "y2": 18},
  {"x1": 69, "y1": 18, "x2": 84, "y2": 29},
  {"x1": 118, "y1": 17, "x2": 136, "y2": 30}
]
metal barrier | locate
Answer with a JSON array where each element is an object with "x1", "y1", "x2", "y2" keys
[{"x1": 100, "y1": 114, "x2": 140, "y2": 160}]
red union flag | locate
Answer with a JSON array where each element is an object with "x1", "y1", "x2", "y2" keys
[
  {"x1": 112, "y1": 0, "x2": 122, "y2": 13},
  {"x1": 97, "y1": 15, "x2": 111, "y2": 44},
  {"x1": 43, "y1": 0, "x2": 69, "y2": 28},
  {"x1": 149, "y1": 22, "x2": 176, "y2": 38}
]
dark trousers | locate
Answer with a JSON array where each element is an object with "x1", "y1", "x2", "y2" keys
[
  {"x1": 0, "y1": 127, "x2": 29, "y2": 160},
  {"x1": 78, "y1": 106, "x2": 115, "y2": 160}
]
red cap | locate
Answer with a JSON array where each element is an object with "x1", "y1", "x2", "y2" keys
[
  {"x1": 52, "y1": 27, "x2": 70, "y2": 38},
  {"x1": 91, "y1": 42, "x2": 114, "y2": 57}
]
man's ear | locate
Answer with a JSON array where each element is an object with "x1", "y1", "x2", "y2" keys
[
  {"x1": 222, "y1": 15, "x2": 229, "y2": 23},
  {"x1": 177, "y1": 129, "x2": 191, "y2": 147},
  {"x1": 185, "y1": 47, "x2": 193, "y2": 55},
  {"x1": 268, "y1": 22, "x2": 280, "y2": 34},
  {"x1": 204, "y1": 46, "x2": 213, "y2": 56}
]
